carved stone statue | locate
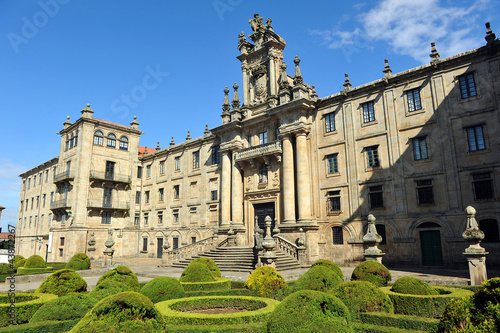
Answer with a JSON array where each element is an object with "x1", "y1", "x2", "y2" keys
[
  {"x1": 249, "y1": 14, "x2": 265, "y2": 35},
  {"x1": 238, "y1": 31, "x2": 246, "y2": 44}
]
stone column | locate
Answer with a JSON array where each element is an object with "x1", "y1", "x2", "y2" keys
[
  {"x1": 242, "y1": 65, "x2": 249, "y2": 105},
  {"x1": 282, "y1": 134, "x2": 295, "y2": 223},
  {"x1": 220, "y1": 151, "x2": 232, "y2": 226},
  {"x1": 295, "y1": 131, "x2": 311, "y2": 222},
  {"x1": 231, "y1": 155, "x2": 243, "y2": 225}
]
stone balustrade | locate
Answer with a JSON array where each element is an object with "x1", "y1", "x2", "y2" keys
[
  {"x1": 234, "y1": 140, "x2": 282, "y2": 161},
  {"x1": 89, "y1": 170, "x2": 131, "y2": 183}
]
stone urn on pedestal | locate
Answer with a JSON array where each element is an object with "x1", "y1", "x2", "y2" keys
[
  {"x1": 161, "y1": 237, "x2": 171, "y2": 267},
  {"x1": 227, "y1": 222, "x2": 237, "y2": 247},
  {"x1": 462, "y1": 206, "x2": 488, "y2": 285},
  {"x1": 261, "y1": 216, "x2": 277, "y2": 268},
  {"x1": 363, "y1": 214, "x2": 385, "y2": 263},
  {"x1": 87, "y1": 232, "x2": 96, "y2": 260},
  {"x1": 103, "y1": 228, "x2": 115, "y2": 267}
]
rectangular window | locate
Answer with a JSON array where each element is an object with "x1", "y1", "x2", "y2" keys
[
  {"x1": 145, "y1": 191, "x2": 150, "y2": 204},
  {"x1": 211, "y1": 190, "x2": 218, "y2": 201},
  {"x1": 258, "y1": 132, "x2": 268, "y2": 145},
  {"x1": 459, "y1": 73, "x2": 477, "y2": 99},
  {"x1": 48, "y1": 213, "x2": 52, "y2": 226},
  {"x1": 160, "y1": 161, "x2": 165, "y2": 174},
  {"x1": 23, "y1": 180, "x2": 25, "y2": 190},
  {"x1": 175, "y1": 157, "x2": 181, "y2": 170},
  {"x1": 479, "y1": 219, "x2": 500, "y2": 243},
  {"x1": 413, "y1": 137, "x2": 428, "y2": 160},
  {"x1": 60, "y1": 237, "x2": 65, "y2": 246},
  {"x1": 107, "y1": 136, "x2": 116, "y2": 148},
  {"x1": 173, "y1": 185, "x2": 180, "y2": 199},
  {"x1": 103, "y1": 187, "x2": 113, "y2": 207},
  {"x1": 36, "y1": 196, "x2": 39, "y2": 208},
  {"x1": 50, "y1": 192, "x2": 54, "y2": 203},
  {"x1": 157, "y1": 211, "x2": 163, "y2": 225},
  {"x1": 146, "y1": 165, "x2": 151, "y2": 178},
  {"x1": 43, "y1": 194, "x2": 46, "y2": 207},
  {"x1": 376, "y1": 224, "x2": 387, "y2": 245},
  {"x1": 144, "y1": 212, "x2": 149, "y2": 225},
  {"x1": 247, "y1": 135, "x2": 253, "y2": 147},
  {"x1": 416, "y1": 179, "x2": 434, "y2": 205},
  {"x1": 193, "y1": 151, "x2": 200, "y2": 169},
  {"x1": 325, "y1": 113, "x2": 335, "y2": 133},
  {"x1": 34, "y1": 215, "x2": 37, "y2": 227},
  {"x1": 137, "y1": 166, "x2": 143, "y2": 178},
  {"x1": 332, "y1": 226, "x2": 343, "y2": 245},
  {"x1": 173, "y1": 237, "x2": 179, "y2": 249},
  {"x1": 211, "y1": 145, "x2": 220, "y2": 165},
  {"x1": 29, "y1": 216, "x2": 32, "y2": 228},
  {"x1": 59, "y1": 249, "x2": 63, "y2": 257},
  {"x1": 101, "y1": 212, "x2": 112, "y2": 224},
  {"x1": 191, "y1": 237, "x2": 196, "y2": 244},
  {"x1": 41, "y1": 215, "x2": 44, "y2": 227},
  {"x1": 362, "y1": 101, "x2": 375, "y2": 123},
  {"x1": 39, "y1": 173, "x2": 42, "y2": 184},
  {"x1": 369, "y1": 185, "x2": 384, "y2": 209},
  {"x1": 366, "y1": 146, "x2": 380, "y2": 168},
  {"x1": 173, "y1": 210, "x2": 179, "y2": 223},
  {"x1": 326, "y1": 154, "x2": 338, "y2": 174},
  {"x1": 159, "y1": 188, "x2": 164, "y2": 202},
  {"x1": 105, "y1": 161, "x2": 115, "y2": 180},
  {"x1": 135, "y1": 191, "x2": 141, "y2": 204},
  {"x1": 466, "y1": 125, "x2": 486, "y2": 151},
  {"x1": 407, "y1": 88, "x2": 422, "y2": 112},
  {"x1": 134, "y1": 213, "x2": 140, "y2": 225},
  {"x1": 34, "y1": 175, "x2": 36, "y2": 186},
  {"x1": 142, "y1": 238, "x2": 148, "y2": 252},
  {"x1": 46, "y1": 170, "x2": 49, "y2": 182},
  {"x1": 473, "y1": 172, "x2": 494, "y2": 200},
  {"x1": 28, "y1": 178, "x2": 31, "y2": 189},
  {"x1": 327, "y1": 190, "x2": 341, "y2": 213}
]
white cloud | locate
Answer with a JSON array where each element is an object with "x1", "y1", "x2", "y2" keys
[
  {"x1": 0, "y1": 159, "x2": 27, "y2": 227},
  {"x1": 311, "y1": 0, "x2": 491, "y2": 63}
]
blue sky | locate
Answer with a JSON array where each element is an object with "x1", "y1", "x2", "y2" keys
[{"x1": 0, "y1": 0, "x2": 497, "y2": 229}]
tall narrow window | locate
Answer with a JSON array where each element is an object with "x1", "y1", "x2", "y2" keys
[
  {"x1": 69, "y1": 132, "x2": 75, "y2": 148},
  {"x1": 157, "y1": 211, "x2": 163, "y2": 225},
  {"x1": 65, "y1": 135, "x2": 69, "y2": 151},
  {"x1": 103, "y1": 187, "x2": 113, "y2": 207},
  {"x1": 159, "y1": 188, "x2": 164, "y2": 202},
  {"x1": 43, "y1": 194, "x2": 46, "y2": 207},
  {"x1": 193, "y1": 151, "x2": 200, "y2": 169},
  {"x1": 366, "y1": 146, "x2": 380, "y2": 168},
  {"x1": 416, "y1": 179, "x2": 434, "y2": 205},
  {"x1": 160, "y1": 161, "x2": 165, "y2": 174},
  {"x1": 211, "y1": 145, "x2": 220, "y2": 165},
  {"x1": 119, "y1": 136, "x2": 128, "y2": 150},
  {"x1": 93, "y1": 130, "x2": 104, "y2": 145},
  {"x1": 142, "y1": 237, "x2": 148, "y2": 251},
  {"x1": 332, "y1": 226, "x2": 343, "y2": 245},
  {"x1": 369, "y1": 185, "x2": 384, "y2": 209},
  {"x1": 107, "y1": 133, "x2": 116, "y2": 148},
  {"x1": 173, "y1": 237, "x2": 179, "y2": 249},
  {"x1": 466, "y1": 125, "x2": 486, "y2": 151},
  {"x1": 473, "y1": 172, "x2": 494, "y2": 200},
  {"x1": 41, "y1": 215, "x2": 44, "y2": 227},
  {"x1": 459, "y1": 73, "x2": 477, "y2": 98},
  {"x1": 28, "y1": 178, "x2": 30, "y2": 189},
  {"x1": 407, "y1": 88, "x2": 422, "y2": 112},
  {"x1": 39, "y1": 173, "x2": 42, "y2": 184},
  {"x1": 45, "y1": 170, "x2": 49, "y2": 182},
  {"x1": 105, "y1": 161, "x2": 115, "y2": 180},
  {"x1": 326, "y1": 154, "x2": 338, "y2": 174},
  {"x1": 74, "y1": 130, "x2": 78, "y2": 146},
  {"x1": 146, "y1": 165, "x2": 151, "y2": 178},
  {"x1": 327, "y1": 191, "x2": 341, "y2": 214},
  {"x1": 173, "y1": 210, "x2": 179, "y2": 223},
  {"x1": 173, "y1": 185, "x2": 180, "y2": 199},
  {"x1": 325, "y1": 113, "x2": 335, "y2": 133},
  {"x1": 258, "y1": 132, "x2": 268, "y2": 145},
  {"x1": 34, "y1": 175, "x2": 37, "y2": 186},
  {"x1": 144, "y1": 212, "x2": 149, "y2": 225},
  {"x1": 135, "y1": 191, "x2": 141, "y2": 204},
  {"x1": 413, "y1": 137, "x2": 428, "y2": 160},
  {"x1": 137, "y1": 166, "x2": 143, "y2": 178},
  {"x1": 134, "y1": 213, "x2": 140, "y2": 225},
  {"x1": 175, "y1": 157, "x2": 181, "y2": 170},
  {"x1": 362, "y1": 101, "x2": 375, "y2": 123},
  {"x1": 145, "y1": 191, "x2": 150, "y2": 204},
  {"x1": 101, "y1": 212, "x2": 112, "y2": 224}
]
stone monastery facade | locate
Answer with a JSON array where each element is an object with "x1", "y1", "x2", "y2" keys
[{"x1": 16, "y1": 16, "x2": 500, "y2": 268}]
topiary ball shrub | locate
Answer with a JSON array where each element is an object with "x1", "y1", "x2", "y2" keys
[
  {"x1": 140, "y1": 276, "x2": 185, "y2": 303},
  {"x1": 96, "y1": 265, "x2": 139, "y2": 291},
  {"x1": 9, "y1": 255, "x2": 24, "y2": 267},
  {"x1": 311, "y1": 259, "x2": 344, "y2": 281},
  {"x1": 0, "y1": 263, "x2": 15, "y2": 275},
  {"x1": 29, "y1": 293, "x2": 98, "y2": 323},
  {"x1": 391, "y1": 276, "x2": 438, "y2": 295},
  {"x1": 334, "y1": 281, "x2": 394, "y2": 315},
  {"x1": 180, "y1": 261, "x2": 216, "y2": 283},
  {"x1": 245, "y1": 266, "x2": 288, "y2": 298},
  {"x1": 24, "y1": 255, "x2": 47, "y2": 268},
  {"x1": 189, "y1": 257, "x2": 221, "y2": 278},
  {"x1": 91, "y1": 280, "x2": 137, "y2": 301},
  {"x1": 65, "y1": 258, "x2": 89, "y2": 271},
  {"x1": 36, "y1": 269, "x2": 87, "y2": 296},
  {"x1": 14, "y1": 258, "x2": 26, "y2": 268},
  {"x1": 291, "y1": 265, "x2": 343, "y2": 293},
  {"x1": 267, "y1": 290, "x2": 353, "y2": 333},
  {"x1": 351, "y1": 261, "x2": 391, "y2": 287},
  {"x1": 69, "y1": 292, "x2": 165, "y2": 333}
]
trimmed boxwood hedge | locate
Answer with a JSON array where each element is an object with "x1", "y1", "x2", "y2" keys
[
  {"x1": 96, "y1": 265, "x2": 139, "y2": 291},
  {"x1": 181, "y1": 278, "x2": 231, "y2": 292},
  {"x1": 163, "y1": 322, "x2": 267, "y2": 333},
  {"x1": 140, "y1": 276, "x2": 185, "y2": 303},
  {"x1": 391, "y1": 276, "x2": 438, "y2": 295},
  {"x1": 69, "y1": 292, "x2": 164, "y2": 333},
  {"x1": 350, "y1": 322, "x2": 429, "y2": 333},
  {"x1": 29, "y1": 293, "x2": 97, "y2": 323},
  {"x1": 67, "y1": 253, "x2": 91, "y2": 269},
  {"x1": 189, "y1": 257, "x2": 221, "y2": 278},
  {"x1": 157, "y1": 295, "x2": 279, "y2": 326},
  {"x1": 351, "y1": 261, "x2": 391, "y2": 287},
  {"x1": 0, "y1": 319, "x2": 80, "y2": 333},
  {"x1": 380, "y1": 286, "x2": 473, "y2": 318},
  {"x1": 16, "y1": 267, "x2": 53, "y2": 275},
  {"x1": 24, "y1": 255, "x2": 46, "y2": 268},
  {"x1": 90, "y1": 280, "x2": 136, "y2": 301},
  {"x1": 291, "y1": 265, "x2": 343, "y2": 293},
  {"x1": 36, "y1": 269, "x2": 87, "y2": 297},
  {"x1": 267, "y1": 290, "x2": 353, "y2": 333},
  {"x1": 333, "y1": 281, "x2": 394, "y2": 315},
  {"x1": 358, "y1": 312, "x2": 439, "y2": 332},
  {"x1": 180, "y1": 261, "x2": 216, "y2": 283},
  {"x1": 65, "y1": 259, "x2": 89, "y2": 271},
  {"x1": 311, "y1": 259, "x2": 344, "y2": 281},
  {"x1": 244, "y1": 266, "x2": 288, "y2": 298},
  {"x1": 0, "y1": 292, "x2": 57, "y2": 327}
]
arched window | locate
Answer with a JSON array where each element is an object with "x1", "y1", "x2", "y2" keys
[
  {"x1": 119, "y1": 136, "x2": 129, "y2": 150},
  {"x1": 93, "y1": 130, "x2": 104, "y2": 145},
  {"x1": 107, "y1": 133, "x2": 116, "y2": 148}
]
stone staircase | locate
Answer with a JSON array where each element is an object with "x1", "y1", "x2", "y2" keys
[{"x1": 171, "y1": 246, "x2": 302, "y2": 272}]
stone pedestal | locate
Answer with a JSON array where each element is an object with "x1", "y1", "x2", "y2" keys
[
  {"x1": 462, "y1": 206, "x2": 488, "y2": 285},
  {"x1": 464, "y1": 253, "x2": 488, "y2": 286},
  {"x1": 261, "y1": 216, "x2": 277, "y2": 267},
  {"x1": 363, "y1": 214, "x2": 385, "y2": 263}
]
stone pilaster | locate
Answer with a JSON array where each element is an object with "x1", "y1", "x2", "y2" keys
[
  {"x1": 281, "y1": 134, "x2": 295, "y2": 223},
  {"x1": 220, "y1": 150, "x2": 232, "y2": 226},
  {"x1": 295, "y1": 131, "x2": 311, "y2": 222},
  {"x1": 231, "y1": 154, "x2": 244, "y2": 225}
]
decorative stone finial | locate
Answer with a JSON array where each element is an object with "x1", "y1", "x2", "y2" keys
[
  {"x1": 310, "y1": 85, "x2": 318, "y2": 100},
  {"x1": 204, "y1": 124, "x2": 210, "y2": 136},
  {"x1": 429, "y1": 42, "x2": 440, "y2": 67},
  {"x1": 186, "y1": 131, "x2": 191, "y2": 141},
  {"x1": 170, "y1": 136, "x2": 175, "y2": 146},
  {"x1": 383, "y1": 58, "x2": 392, "y2": 83},
  {"x1": 156, "y1": 141, "x2": 160, "y2": 151},
  {"x1": 238, "y1": 31, "x2": 246, "y2": 44},
  {"x1": 293, "y1": 56, "x2": 303, "y2": 85},
  {"x1": 363, "y1": 214, "x2": 385, "y2": 263},
  {"x1": 63, "y1": 116, "x2": 72, "y2": 129},
  {"x1": 343, "y1": 73, "x2": 352, "y2": 91},
  {"x1": 463, "y1": 206, "x2": 484, "y2": 242},
  {"x1": 279, "y1": 61, "x2": 289, "y2": 90},
  {"x1": 222, "y1": 86, "x2": 230, "y2": 112},
  {"x1": 485, "y1": 22, "x2": 496, "y2": 44},
  {"x1": 130, "y1": 116, "x2": 139, "y2": 128},
  {"x1": 81, "y1": 103, "x2": 94, "y2": 118},
  {"x1": 87, "y1": 232, "x2": 96, "y2": 252},
  {"x1": 462, "y1": 205, "x2": 488, "y2": 285},
  {"x1": 143, "y1": 146, "x2": 148, "y2": 155},
  {"x1": 231, "y1": 82, "x2": 240, "y2": 109},
  {"x1": 103, "y1": 228, "x2": 115, "y2": 256}
]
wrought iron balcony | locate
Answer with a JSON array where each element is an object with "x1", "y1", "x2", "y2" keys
[
  {"x1": 234, "y1": 140, "x2": 282, "y2": 162},
  {"x1": 50, "y1": 199, "x2": 71, "y2": 210},
  {"x1": 53, "y1": 170, "x2": 74, "y2": 183},
  {"x1": 89, "y1": 170, "x2": 131, "y2": 184},
  {"x1": 87, "y1": 199, "x2": 130, "y2": 210}
]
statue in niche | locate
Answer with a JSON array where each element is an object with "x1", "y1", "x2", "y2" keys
[{"x1": 259, "y1": 164, "x2": 268, "y2": 183}]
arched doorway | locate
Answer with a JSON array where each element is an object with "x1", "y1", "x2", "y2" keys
[{"x1": 417, "y1": 222, "x2": 443, "y2": 266}]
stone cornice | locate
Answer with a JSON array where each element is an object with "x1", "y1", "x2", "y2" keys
[
  {"x1": 58, "y1": 117, "x2": 143, "y2": 136},
  {"x1": 279, "y1": 120, "x2": 311, "y2": 136},
  {"x1": 19, "y1": 157, "x2": 59, "y2": 178}
]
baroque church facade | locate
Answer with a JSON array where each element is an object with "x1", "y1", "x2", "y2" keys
[{"x1": 16, "y1": 16, "x2": 500, "y2": 268}]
